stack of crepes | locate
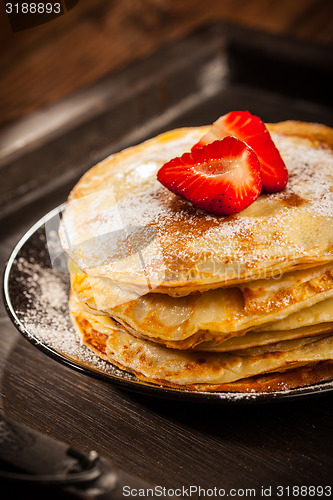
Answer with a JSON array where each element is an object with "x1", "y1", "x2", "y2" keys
[{"x1": 59, "y1": 120, "x2": 333, "y2": 392}]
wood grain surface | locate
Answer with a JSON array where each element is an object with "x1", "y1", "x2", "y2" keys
[
  {"x1": 1, "y1": 0, "x2": 333, "y2": 130},
  {"x1": 0, "y1": 4, "x2": 332, "y2": 495}
]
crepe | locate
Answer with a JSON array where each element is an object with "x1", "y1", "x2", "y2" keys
[
  {"x1": 59, "y1": 121, "x2": 333, "y2": 297},
  {"x1": 71, "y1": 263, "x2": 333, "y2": 348},
  {"x1": 61, "y1": 119, "x2": 333, "y2": 392},
  {"x1": 70, "y1": 293, "x2": 333, "y2": 392}
]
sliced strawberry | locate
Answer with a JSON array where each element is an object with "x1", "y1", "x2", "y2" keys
[
  {"x1": 193, "y1": 111, "x2": 288, "y2": 193},
  {"x1": 157, "y1": 137, "x2": 262, "y2": 216}
]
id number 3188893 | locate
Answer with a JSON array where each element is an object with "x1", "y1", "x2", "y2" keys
[
  {"x1": 5, "y1": 2, "x2": 61, "y2": 14},
  {"x1": 275, "y1": 485, "x2": 331, "y2": 497}
]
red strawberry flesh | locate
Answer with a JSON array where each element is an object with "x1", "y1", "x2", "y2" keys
[
  {"x1": 157, "y1": 137, "x2": 262, "y2": 216},
  {"x1": 194, "y1": 111, "x2": 288, "y2": 193}
]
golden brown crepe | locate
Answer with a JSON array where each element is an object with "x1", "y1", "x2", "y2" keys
[
  {"x1": 71, "y1": 263, "x2": 333, "y2": 349},
  {"x1": 61, "y1": 120, "x2": 333, "y2": 392},
  {"x1": 60, "y1": 122, "x2": 333, "y2": 297},
  {"x1": 70, "y1": 293, "x2": 333, "y2": 392}
]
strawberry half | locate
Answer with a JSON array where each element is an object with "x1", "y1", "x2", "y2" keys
[
  {"x1": 157, "y1": 137, "x2": 262, "y2": 216},
  {"x1": 193, "y1": 111, "x2": 288, "y2": 193}
]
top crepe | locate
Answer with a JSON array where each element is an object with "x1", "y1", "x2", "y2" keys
[{"x1": 59, "y1": 121, "x2": 333, "y2": 296}]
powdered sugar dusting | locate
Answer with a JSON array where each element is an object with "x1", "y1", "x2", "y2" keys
[
  {"x1": 13, "y1": 255, "x2": 134, "y2": 378},
  {"x1": 60, "y1": 129, "x2": 333, "y2": 286},
  {"x1": 273, "y1": 133, "x2": 333, "y2": 217}
]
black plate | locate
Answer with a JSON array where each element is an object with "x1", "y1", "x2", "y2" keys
[{"x1": 3, "y1": 206, "x2": 333, "y2": 403}]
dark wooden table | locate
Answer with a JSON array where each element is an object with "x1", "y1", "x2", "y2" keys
[{"x1": 1, "y1": 24, "x2": 332, "y2": 499}]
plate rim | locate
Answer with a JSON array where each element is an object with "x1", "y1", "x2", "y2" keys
[{"x1": 3, "y1": 205, "x2": 333, "y2": 403}]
